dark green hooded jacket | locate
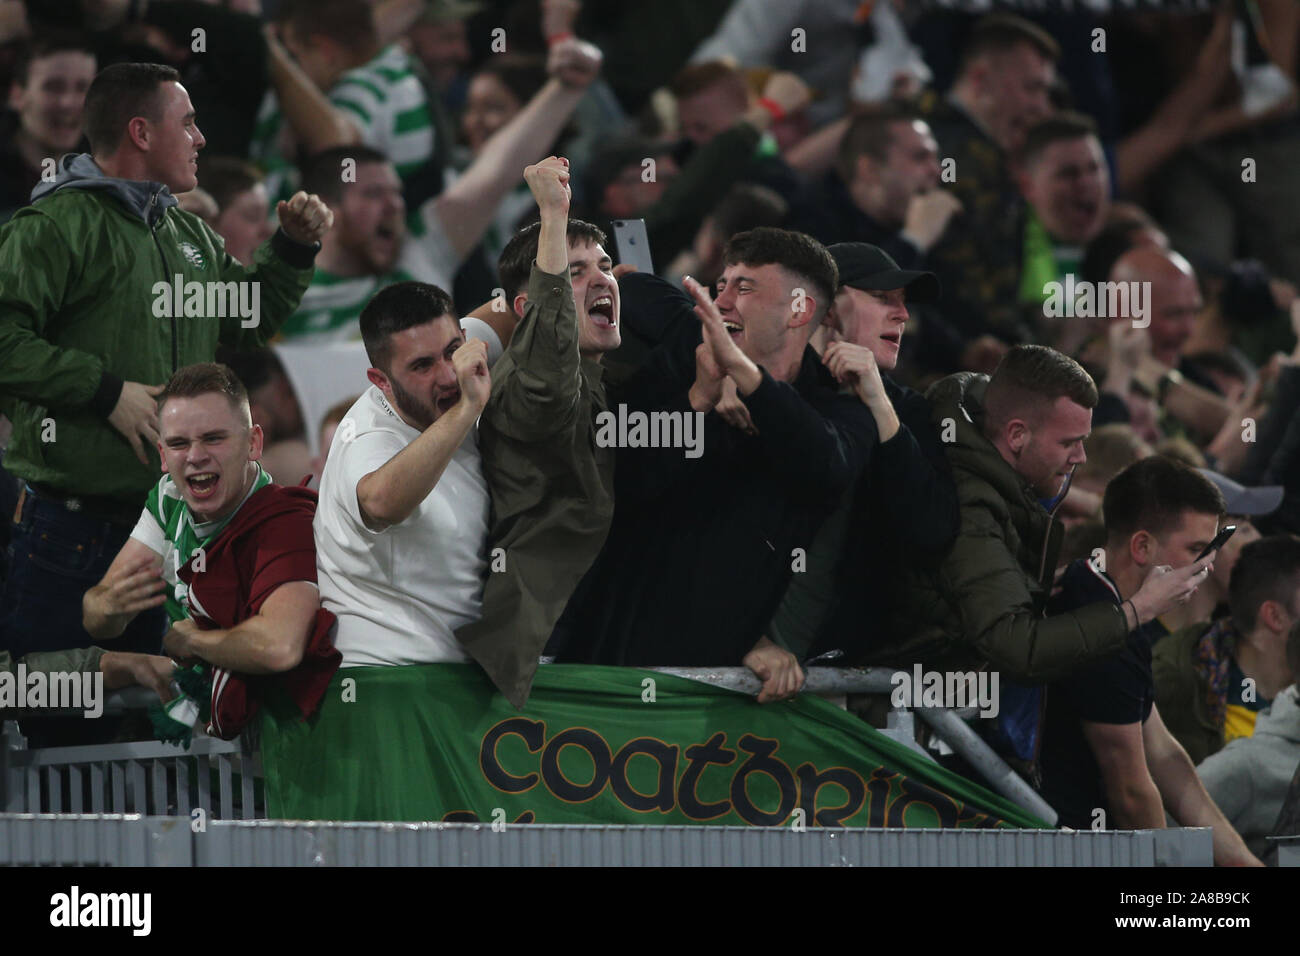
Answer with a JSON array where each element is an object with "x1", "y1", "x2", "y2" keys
[
  {"x1": 881, "y1": 372, "x2": 1129, "y2": 681},
  {"x1": 0, "y1": 153, "x2": 316, "y2": 503}
]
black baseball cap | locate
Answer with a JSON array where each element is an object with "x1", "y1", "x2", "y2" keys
[{"x1": 827, "y1": 242, "x2": 942, "y2": 304}]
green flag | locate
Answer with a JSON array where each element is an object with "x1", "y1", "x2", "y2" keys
[{"x1": 260, "y1": 663, "x2": 1048, "y2": 829}]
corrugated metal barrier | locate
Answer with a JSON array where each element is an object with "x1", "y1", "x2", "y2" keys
[
  {"x1": 0, "y1": 815, "x2": 1213, "y2": 866},
  {"x1": 2, "y1": 721, "x2": 261, "y2": 820}
]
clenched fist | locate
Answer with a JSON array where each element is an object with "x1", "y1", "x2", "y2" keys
[
  {"x1": 547, "y1": 36, "x2": 602, "y2": 89},
  {"x1": 276, "y1": 190, "x2": 333, "y2": 245},
  {"x1": 453, "y1": 337, "x2": 492, "y2": 412},
  {"x1": 524, "y1": 156, "x2": 572, "y2": 216},
  {"x1": 760, "y1": 71, "x2": 812, "y2": 119}
]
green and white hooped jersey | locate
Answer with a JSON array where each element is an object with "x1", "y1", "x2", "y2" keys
[
  {"x1": 277, "y1": 200, "x2": 460, "y2": 344},
  {"x1": 331, "y1": 45, "x2": 435, "y2": 182},
  {"x1": 248, "y1": 44, "x2": 436, "y2": 211},
  {"x1": 279, "y1": 268, "x2": 417, "y2": 343},
  {"x1": 129, "y1": 465, "x2": 272, "y2": 622}
]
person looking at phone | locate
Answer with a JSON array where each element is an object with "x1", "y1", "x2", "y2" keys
[
  {"x1": 886, "y1": 346, "x2": 1213, "y2": 682},
  {"x1": 1038, "y1": 456, "x2": 1261, "y2": 865}
]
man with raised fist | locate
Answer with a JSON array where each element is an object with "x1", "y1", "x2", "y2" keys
[
  {"x1": 313, "y1": 280, "x2": 491, "y2": 670},
  {"x1": 456, "y1": 156, "x2": 621, "y2": 708}
]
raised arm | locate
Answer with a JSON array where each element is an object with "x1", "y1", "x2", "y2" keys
[
  {"x1": 263, "y1": 23, "x2": 362, "y2": 155},
  {"x1": 430, "y1": 39, "x2": 601, "y2": 263},
  {"x1": 682, "y1": 275, "x2": 876, "y2": 498},
  {"x1": 356, "y1": 343, "x2": 490, "y2": 530},
  {"x1": 215, "y1": 191, "x2": 331, "y2": 348},
  {"x1": 482, "y1": 158, "x2": 585, "y2": 441}
]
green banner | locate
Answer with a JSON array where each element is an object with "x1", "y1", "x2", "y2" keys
[{"x1": 260, "y1": 663, "x2": 1048, "y2": 829}]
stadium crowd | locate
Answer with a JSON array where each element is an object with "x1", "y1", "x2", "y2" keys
[{"x1": 2, "y1": 0, "x2": 1300, "y2": 862}]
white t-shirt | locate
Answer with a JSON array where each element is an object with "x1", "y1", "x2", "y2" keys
[{"x1": 314, "y1": 386, "x2": 489, "y2": 666}]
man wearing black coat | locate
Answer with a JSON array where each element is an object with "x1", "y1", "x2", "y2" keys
[
  {"x1": 548, "y1": 229, "x2": 878, "y2": 700},
  {"x1": 766, "y1": 244, "x2": 960, "y2": 662}
]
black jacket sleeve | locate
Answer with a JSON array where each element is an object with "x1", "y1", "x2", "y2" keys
[{"x1": 869, "y1": 379, "x2": 960, "y2": 560}]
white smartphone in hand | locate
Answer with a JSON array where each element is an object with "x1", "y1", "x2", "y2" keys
[{"x1": 612, "y1": 219, "x2": 655, "y2": 275}]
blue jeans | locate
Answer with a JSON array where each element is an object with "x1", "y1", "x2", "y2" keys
[{"x1": 0, "y1": 488, "x2": 166, "y2": 659}]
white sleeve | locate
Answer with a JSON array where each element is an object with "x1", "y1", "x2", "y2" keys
[
  {"x1": 405, "y1": 199, "x2": 463, "y2": 284},
  {"x1": 128, "y1": 506, "x2": 166, "y2": 557},
  {"x1": 333, "y1": 429, "x2": 410, "y2": 534},
  {"x1": 460, "y1": 316, "x2": 504, "y2": 368}
]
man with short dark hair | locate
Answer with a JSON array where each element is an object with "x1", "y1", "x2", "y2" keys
[
  {"x1": 666, "y1": 59, "x2": 805, "y2": 208},
  {"x1": 670, "y1": 61, "x2": 756, "y2": 148},
  {"x1": 549, "y1": 228, "x2": 878, "y2": 690},
  {"x1": 1040, "y1": 456, "x2": 1259, "y2": 865},
  {"x1": 456, "y1": 157, "x2": 622, "y2": 707},
  {"x1": 313, "y1": 280, "x2": 492, "y2": 667},
  {"x1": 81, "y1": 362, "x2": 338, "y2": 740},
  {"x1": 798, "y1": 105, "x2": 958, "y2": 265},
  {"x1": 1156, "y1": 535, "x2": 1300, "y2": 765},
  {"x1": 888, "y1": 346, "x2": 1212, "y2": 681},
  {"x1": 0, "y1": 61, "x2": 330, "y2": 660},
  {"x1": 1015, "y1": 112, "x2": 1110, "y2": 322},
  {"x1": 793, "y1": 105, "x2": 1004, "y2": 376}
]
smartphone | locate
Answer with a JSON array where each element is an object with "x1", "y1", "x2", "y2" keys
[
  {"x1": 612, "y1": 219, "x2": 655, "y2": 275},
  {"x1": 1195, "y1": 525, "x2": 1236, "y2": 562}
]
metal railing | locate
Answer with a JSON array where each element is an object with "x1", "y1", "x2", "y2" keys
[
  {"x1": 653, "y1": 665, "x2": 1057, "y2": 824},
  {"x1": 2, "y1": 704, "x2": 261, "y2": 820},
  {"x1": 5, "y1": 667, "x2": 1282, "y2": 865}
]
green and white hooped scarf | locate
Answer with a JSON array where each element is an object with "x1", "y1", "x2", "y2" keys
[{"x1": 145, "y1": 465, "x2": 272, "y2": 747}]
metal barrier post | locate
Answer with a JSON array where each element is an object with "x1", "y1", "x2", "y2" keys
[{"x1": 652, "y1": 665, "x2": 1057, "y2": 824}]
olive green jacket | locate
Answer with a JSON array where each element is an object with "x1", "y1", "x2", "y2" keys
[
  {"x1": 880, "y1": 372, "x2": 1128, "y2": 681},
  {"x1": 455, "y1": 264, "x2": 615, "y2": 708},
  {"x1": 1, "y1": 647, "x2": 103, "y2": 717},
  {"x1": 1153, "y1": 620, "x2": 1230, "y2": 766}
]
